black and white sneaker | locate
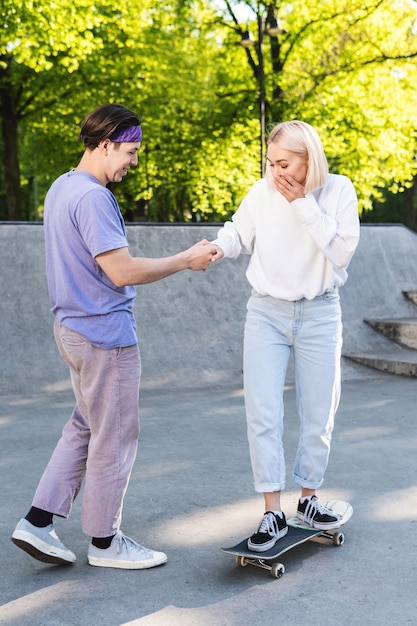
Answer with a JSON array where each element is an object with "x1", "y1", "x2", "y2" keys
[
  {"x1": 247, "y1": 511, "x2": 288, "y2": 552},
  {"x1": 297, "y1": 496, "x2": 340, "y2": 530}
]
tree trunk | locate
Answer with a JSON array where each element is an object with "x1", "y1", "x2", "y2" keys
[
  {"x1": 0, "y1": 58, "x2": 22, "y2": 221},
  {"x1": 404, "y1": 179, "x2": 417, "y2": 233}
]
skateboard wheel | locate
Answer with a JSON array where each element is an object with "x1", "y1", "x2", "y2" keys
[
  {"x1": 236, "y1": 555, "x2": 248, "y2": 567},
  {"x1": 333, "y1": 532, "x2": 344, "y2": 546},
  {"x1": 270, "y1": 563, "x2": 285, "y2": 579}
]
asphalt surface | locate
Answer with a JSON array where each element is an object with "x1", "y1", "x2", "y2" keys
[{"x1": 1, "y1": 360, "x2": 416, "y2": 625}]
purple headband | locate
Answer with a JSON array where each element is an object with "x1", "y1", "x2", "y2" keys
[{"x1": 109, "y1": 125, "x2": 142, "y2": 143}]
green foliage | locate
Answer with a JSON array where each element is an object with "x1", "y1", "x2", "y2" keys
[
  {"x1": 2, "y1": 0, "x2": 417, "y2": 227},
  {"x1": 274, "y1": 0, "x2": 417, "y2": 213},
  {"x1": 224, "y1": 1, "x2": 417, "y2": 225},
  {"x1": 4, "y1": 0, "x2": 259, "y2": 221}
]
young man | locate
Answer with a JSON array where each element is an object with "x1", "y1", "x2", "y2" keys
[{"x1": 12, "y1": 103, "x2": 214, "y2": 569}]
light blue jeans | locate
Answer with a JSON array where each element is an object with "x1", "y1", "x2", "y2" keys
[
  {"x1": 244, "y1": 289, "x2": 343, "y2": 493},
  {"x1": 32, "y1": 320, "x2": 141, "y2": 537}
]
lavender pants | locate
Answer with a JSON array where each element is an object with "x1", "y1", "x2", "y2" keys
[{"x1": 32, "y1": 320, "x2": 141, "y2": 537}]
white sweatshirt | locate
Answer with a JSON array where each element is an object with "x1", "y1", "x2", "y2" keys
[{"x1": 212, "y1": 174, "x2": 360, "y2": 301}]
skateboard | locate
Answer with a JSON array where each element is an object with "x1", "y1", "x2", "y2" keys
[{"x1": 220, "y1": 500, "x2": 352, "y2": 579}]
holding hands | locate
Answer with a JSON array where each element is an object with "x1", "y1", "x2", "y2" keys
[
  {"x1": 209, "y1": 244, "x2": 224, "y2": 262},
  {"x1": 184, "y1": 239, "x2": 217, "y2": 271},
  {"x1": 184, "y1": 240, "x2": 224, "y2": 271}
]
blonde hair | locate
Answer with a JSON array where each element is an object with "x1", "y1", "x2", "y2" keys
[{"x1": 266, "y1": 121, "x2": 328, "y2": 194}]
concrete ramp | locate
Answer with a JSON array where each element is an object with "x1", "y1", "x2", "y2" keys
[
  {"x1": 339, "y1": 224, "x2": 417, "y2": 376},
  {"x1": 0, "y1": 224, "x2": 250, "y2": 395},
  {"x1": 128, "y1": 225, "x2": 250, "y2": 389},
  {"x1": 1, "y1": 223, "x2": 417, "y2": 395}
]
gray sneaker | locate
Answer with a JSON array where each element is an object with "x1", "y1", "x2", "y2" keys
[
  {"x1": 87, "y1": 532, "x2": 168, "y2": 569},
  {"x1": 11, "y1": 518, "x2": 76, "y2": 565}
]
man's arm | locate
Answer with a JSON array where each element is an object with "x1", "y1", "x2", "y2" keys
[{"x1": 95, "y1": 239, "x2": 215, "y2": 287}]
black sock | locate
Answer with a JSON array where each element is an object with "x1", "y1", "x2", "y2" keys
[
  {"x1": 25, "y1": 506, "x2": 53, "y2": 528},
  {"x1": 92, "y1": 535, "x2": 115, "y2": 549}
]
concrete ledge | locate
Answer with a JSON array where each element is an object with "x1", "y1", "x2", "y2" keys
[
  {"x1": 364, "y1": 318, "x2": 417, "y2": 349},
  {"x1": 344, "y1": 348, "x2": 417, "y2": 377}
]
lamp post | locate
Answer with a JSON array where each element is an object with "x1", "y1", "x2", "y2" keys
[{"x1": 240, "y1": 14, "x2": 283, "y2": 177}]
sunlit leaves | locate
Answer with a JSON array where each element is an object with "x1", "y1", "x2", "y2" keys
[
  {"x1": 3, "y1": 0, "x2": 417, "y2": 224},
  {"x1": 254, "y1": 0, "x2": 417, "y2": 214},
  {"x1": 1, "y1": 0, "x2": 107, "y2": 72}
]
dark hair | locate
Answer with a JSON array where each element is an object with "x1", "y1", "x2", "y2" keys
[{"x1": 78, "y1": 103, "x2": 142, "y2": 149}]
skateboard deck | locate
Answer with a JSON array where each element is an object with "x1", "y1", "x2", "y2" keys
[{"x1": 220, "y1": 500, "x2": 352, "y2": 578}]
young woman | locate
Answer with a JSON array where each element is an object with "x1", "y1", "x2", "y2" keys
[{"x1": 211, "y1": 121, "x2": 360, "y2": 551}]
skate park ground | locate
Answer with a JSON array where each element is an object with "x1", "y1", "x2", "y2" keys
[{"x1": 1, "y1": 223, "x2": 417, "y2": 625}]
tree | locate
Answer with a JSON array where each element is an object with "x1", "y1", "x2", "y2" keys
[
  {"x1": 222, "y1": 0, "x2": 417, "y2": 226},
  {"x1": 0, "y1": 0, "x2": 120, "y2": 219},
  {"x1": 3, "y1": 0, "x2": 259, "y2": 222},
  {"x1": 106, "y1": 0, "x2": 260, "y2": 221},
  {"x1": 3, "y1": 0, "x2": 417, "y2": 226}
]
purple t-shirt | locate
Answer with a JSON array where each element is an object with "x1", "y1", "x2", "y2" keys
[{"x1": 44, "y1": 169, "x2": 137, "y2": 348}]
